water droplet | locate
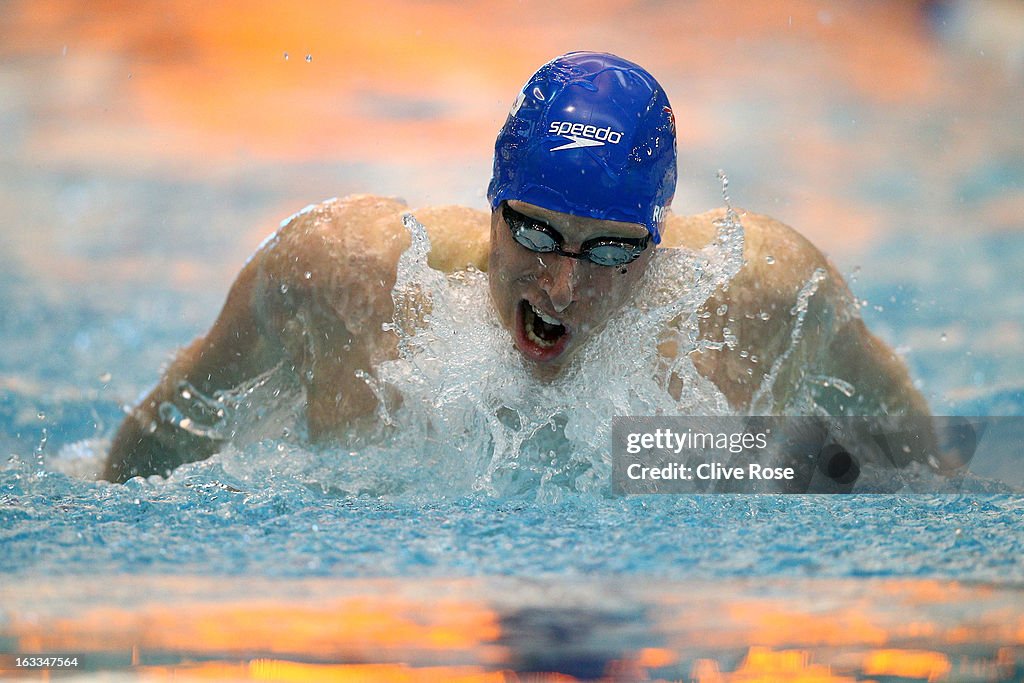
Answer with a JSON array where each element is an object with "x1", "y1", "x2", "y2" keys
[
  {"x1": 279, "y1": 283, "x2": 289, "y2": 294},
  {"x1": 765, "y1": 255, "x2": 775, "y2": 265},
  {"x1": 34, "y1": 428, "x2": 48, "y2": 455},
  {"x1": 99, "y1": 372, "x2": 112, "y2": 383},
  {"x1": 36, "y1": 411, "x2": 45, "y2": 420},
  {"x1": 940, "y1": 332, "x2": 948, "y2": 342},
  {"x1": 758, "y1": 311, "x2": 770, "y2": 321},
  {"x1": 304, "y1": 271, "x2": 312, "y2": 280},
  {"x1": 305, "y1": 54, "x2": 312, "y2": 63},
  {"x1": 283, "y1": 52, "x2": 289, "y2": 60},
  {"x1": 181, "y1": 389, "x2": 192, "y2": 400},
  {"x1": 716, "y1": 304, "x2": 728, "y2": 316}
]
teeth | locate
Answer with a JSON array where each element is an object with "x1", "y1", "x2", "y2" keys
[
  {"x1": 524, "y1": 302, "x2": 557, "y2": 348},
  {"x1": 530, "y1": 303, "x2": 562, "y2": 326},
  {"x1": 526, "y1": 325, "x2": 555, "y2": 348}
]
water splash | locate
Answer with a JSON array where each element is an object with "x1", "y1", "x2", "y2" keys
[
  {"x1": 42, "y1": 175, "x2": 899, "y2": 500},
  {"x1": 202, "y1": 172, "x2": 839, "y2": 501},
  {"x1": 749, "y1": 267, "x2": 829, "y2": 414},
  {"x1": 355, "y1": 204, "x2": 747, "y2": 501}
]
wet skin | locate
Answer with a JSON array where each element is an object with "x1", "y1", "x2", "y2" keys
[{"x1": 102, "y1": 195, "x2": 937, "y2": 482}]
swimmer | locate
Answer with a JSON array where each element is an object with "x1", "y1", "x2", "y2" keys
[{"x1": 103, "y1": 52, "x2": 933, "y2": 483}]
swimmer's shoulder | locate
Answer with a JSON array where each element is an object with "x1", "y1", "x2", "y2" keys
[
  {"x1": 662, "y1": 208, "x2": 847, "y2": 300},
  {"x1": 663, "y1": 208, "x2": 820, "y2": 257},
  {"x1": 267, "y1": 194, "x2": 488, "y2": 274},
  {"x1": 412, "y1": 204, "x2": 490, "y2": 273},
  {"x1": 271, "y1": 195, "x2": 412, "y2": 260}
]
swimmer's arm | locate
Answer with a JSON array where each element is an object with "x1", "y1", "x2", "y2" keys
[
  {"x1": 824, "y1": 318, "x2": 931, "y2": 416},
  {"x1": 103, "y1": 197, "x2": 488, "y2": 481},
  {"x1": 661, "y1": 209, "x2": 837, "y2": 410},
  {"x1": 744, "y1": 250, "x2": 932, "y2": 419},
  {"x1": 664, "y1": 209, "x2": 931, "y2": 416},
  {"x1": 102, "y1": 257, "x2": 278, "y2": 482},
  {"x1": 103, "y1": 195, "x2": 400, "y2": 481}
]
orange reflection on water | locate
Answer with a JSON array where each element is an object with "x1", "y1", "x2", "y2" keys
[
  {"x1": 1, "y1": 0, "x2": 946, "y2": 169},
  {"x1": 9, "y1": 592, "x2": 503, "y2": 664},
  {"x1": 729, "y1": 646, "x2": 850, "y2": 682},
  {"x1": 725, "y1": 599, "x2": 889, "y2": 649},
  {"x1": 863, "y1": 649, "x2": 951, "y2": 681},
  {"x1": 3, "y1": 576, "x2": 1024, "y2": 681},
  {"x1": 137, "y1": 660, "x2": 507, "y2": 682},
  {"x1": 691, "y1": 645, "x2": 954, "y2": 683}
]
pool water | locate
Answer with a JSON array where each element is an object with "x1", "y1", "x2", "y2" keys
[
  {"x1": 3, "y1": 184, "x2": 1023, "y2": 680},
  {"x1": 3, "y1": 1, "x2": 1024, "y2": 680}
]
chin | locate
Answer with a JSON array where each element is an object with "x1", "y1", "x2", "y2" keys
[{"x1": 512, "y1": 298, "x2": 573, "y2": 364}]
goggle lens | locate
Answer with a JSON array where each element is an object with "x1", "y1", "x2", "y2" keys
[
  {"x1": 514, "y1": 227, "x2": 559, "y2": 253},
  {"x1": 586, "y1": 243, "x2": 642, "y2": 266},
  {"x1": 503, "y1": 204, "x2": 648, "y2": 267}
]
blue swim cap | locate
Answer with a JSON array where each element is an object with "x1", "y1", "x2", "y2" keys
[{"x1": 487, "y1": 52, "x2": 677, "y2": 244}]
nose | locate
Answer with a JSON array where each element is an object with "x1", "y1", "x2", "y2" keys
[{"x1": 539, "y1": 254, "x2": 578, "y2": 313}]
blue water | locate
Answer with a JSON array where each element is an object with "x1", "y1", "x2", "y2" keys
[
  {"x1": 2, "y1": 93, "x2": 1023, "y2": 683},
  {"x1": 3, "y1": 453, "x2": 1024, "y2": 581},
  {"x1": 2, "y1": 222, "x2": 1024, "y2": 582},
  {"x1": 3, "y1": 6, "x2": 1024, "y2": 679},
  {"x1": 5, "y1": 185, "x2": 1022, "y2": 681}
]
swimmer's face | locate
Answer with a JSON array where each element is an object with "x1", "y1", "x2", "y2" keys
[{"x1": 488, "y1": 200, "x2": 655, "y2": 373}]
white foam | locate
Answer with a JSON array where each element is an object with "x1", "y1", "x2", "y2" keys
[{"x1": 355, "y1": 211, "x2": 747, "y2": 501}]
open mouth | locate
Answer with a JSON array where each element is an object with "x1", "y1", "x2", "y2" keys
[{"x1": 514, "y1": 300, "x2": 571, "y2": 362}]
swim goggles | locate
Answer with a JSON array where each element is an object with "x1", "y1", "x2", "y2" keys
[{"x1": 502, "y1": 203, "x2": 649, "y2": 267}]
